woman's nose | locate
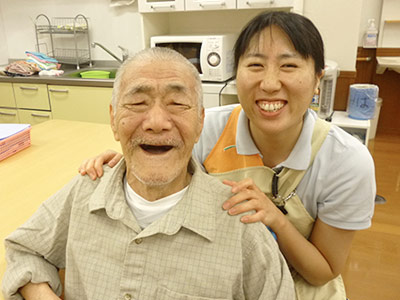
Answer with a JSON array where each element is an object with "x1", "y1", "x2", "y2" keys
[
  {"x1": 142, "y1": 104, "x2": 173, "y2": 133},
  {"x1": 260, "y1": 69, "x2": 282, "y2": 94}
]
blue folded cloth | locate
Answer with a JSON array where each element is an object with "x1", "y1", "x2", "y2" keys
[{"x1": 25, "y1": 51, "x2": 58, "y2": 63}]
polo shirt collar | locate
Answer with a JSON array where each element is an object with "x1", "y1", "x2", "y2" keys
[
  {"x1": 236, "y1": 109, "x2": 314, "y2": 170},
  {"x1": 236, "y1": 108, "x2": 260, "y2": 155}
]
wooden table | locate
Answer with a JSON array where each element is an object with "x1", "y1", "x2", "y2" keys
[{"x1": 0, "y1": 120, "x2": 121, "y2": 298}]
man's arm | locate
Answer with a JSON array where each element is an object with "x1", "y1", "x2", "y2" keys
[
  {"x1": 2, "y1": 178, "x2": 77, "y2": 300},
  {"x1": 242, "y1": 224, "x2": 295, "y2": 299},
  {"x1": 19, "y1": 283, "x2": 60, "y2": 300}
]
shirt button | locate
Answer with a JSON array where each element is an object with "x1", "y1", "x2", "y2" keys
[
  {"x1": 124, "y1": 293, "x2": 132, "y2": 300},
  {"x1": 135, "y1": 238, "x2": 143, "y2": 244}
]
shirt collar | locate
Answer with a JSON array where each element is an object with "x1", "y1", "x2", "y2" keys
[
  {"x1": 141, "y1": 158, "x2": 216, "y2": 242},
  {"x1": 278, "y1": 110, "x2": 314, "y2": 170},
  {"x1": 235, "y1": 108, "x2": 314, "y2": 170},
  {"x1": 236, "y1": 108, "x2": 260, "y2": 155},
  {"x1": 88, "y1": 158, "x2": 216, "y2": 242}
]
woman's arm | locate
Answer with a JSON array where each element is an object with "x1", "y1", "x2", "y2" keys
[
  {"x1": 222, "y1": 178, "x2": 355, "y2": 286},
  {"x1": 78, "y1": 150, "x2": 122, "y2": 180}
]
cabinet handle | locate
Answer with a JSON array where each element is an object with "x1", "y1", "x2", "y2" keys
[
  {"x1": 199, "y1": 1, "x2": 226, "y2": 7},
  {"x1": 246, "y1": 0, "x2": 274, "y2": 6},
  {"x1": 49, "y1": 88, "x2": 69, "y2": 93},
  {"x1": 19, "y1": 86, "x2": 38, "y2": 91},
  {"x1": 31, "y1": 113, "x2": 50, "y2": 118},
  {"x1": 357, "y1": 57, "x2": 372, "y2": 62},
  {"x1": 0, "y1": 111, "x2": 17, "y2": 116},
  {"x1": 150, "y1": 3, "x2": 175, "y2": 10}
]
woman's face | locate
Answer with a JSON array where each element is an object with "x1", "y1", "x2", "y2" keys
[{"x1": 236, "y1": 25, "x2": 323, "y2": 140}]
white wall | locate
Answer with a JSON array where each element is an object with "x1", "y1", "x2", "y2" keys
[
  {"x1": 359, "y1": 0, "x2": 383, "y2": 46},
  {"x1": 0, "y1": 0, "x2": 143, "y2": 62},
  {"x1": 378, "y1": 0, "x2": 400, "y2": 47},
  {"x1": 303, "y1": 0, "x2": 363, "y2": 71},
  {"x1": 0, "y1": 5, "x2": 9, "y2": 65},
  {"x1": 0, "y1": 0, "x2": 379, "y2": 72}
]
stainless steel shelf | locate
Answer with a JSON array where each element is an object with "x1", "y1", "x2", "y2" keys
[{"x1": 34, "y1": 14, "x2": 92, "y2": 69}]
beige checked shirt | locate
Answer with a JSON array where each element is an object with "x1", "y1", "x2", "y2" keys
[{"x1": 2, "y1": 159, "x2": 295, "y2": 300}]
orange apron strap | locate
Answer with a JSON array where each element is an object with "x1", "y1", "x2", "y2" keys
[{"x1": 203, "y1": 105, "x2": 263, "y2": 174}]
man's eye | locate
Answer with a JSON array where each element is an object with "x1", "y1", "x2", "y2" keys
[
  {"x1": 282, "y1": 63, "x2": 298, "y2": 68},
  {"x1": 168, "y1": 101, "x2": 190, "y2": 111},
  {"x1": 123, "y1": 102, "x2": 146, "y2": 110}
]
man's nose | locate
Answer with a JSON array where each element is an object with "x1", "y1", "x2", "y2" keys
[
  {"x1": 260, "y1": 68, "x2": 282, "y2": 94},
  {"x1": 142, "y1": 103, "x2": 173, "y2": 133}
]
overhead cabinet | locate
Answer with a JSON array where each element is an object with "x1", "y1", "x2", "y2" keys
[
  {"x1": 185, "y1": 0, "x2": 236, "y2": 11},
  {"x1": 237, "y1": 0, "x2": 294, "y2": 10},
  {"x1": 139, "y1": 0, "x2": 185, "y2": 13},
  {"x1": 138, "y1": 0, "x2": 294, "y2": 12}
]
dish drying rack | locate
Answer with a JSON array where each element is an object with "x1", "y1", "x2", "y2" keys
[{"x1": 34, "y1": 14, "x2": 92, "y2": 69}]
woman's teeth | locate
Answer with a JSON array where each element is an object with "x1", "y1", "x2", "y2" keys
[{"x1": 259, "y1": 102, "x2": 284, "y2": 112}]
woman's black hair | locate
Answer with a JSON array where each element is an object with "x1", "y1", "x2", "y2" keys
[{"x1": 234, "y1": 11, "x2": 325, "y2": 74}]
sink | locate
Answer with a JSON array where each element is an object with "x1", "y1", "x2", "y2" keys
[{"x1": 65, "y1": 68, "x2": 117, "y2": 79}]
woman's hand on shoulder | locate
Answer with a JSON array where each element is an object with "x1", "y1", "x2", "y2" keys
[
  {"x1": 222, "y1": 178, "x2": 286, "y2": 229},
  {"x1": 78, "y1": 149, "x2": 123, "y2": 180}
]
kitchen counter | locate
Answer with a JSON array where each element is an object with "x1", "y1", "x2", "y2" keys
[
  {"x1": 0, "y1": 120, "x2": 121, "y2": 293},
  {"x1": 0, "y1": 61, "x2": 119, "y2": 87}
]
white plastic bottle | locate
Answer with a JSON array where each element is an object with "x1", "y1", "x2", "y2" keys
[{"x1": 363, "y1": 19, "x2": 378, "y2": 48}]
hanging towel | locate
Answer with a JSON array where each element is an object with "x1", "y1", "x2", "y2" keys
[{"x1": 110, "y1": 0, "x2": 135, "y2": 7}]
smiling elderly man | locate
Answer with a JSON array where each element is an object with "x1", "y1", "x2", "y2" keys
[{"x1": 2, "y1": 47, "x2": 295, "y2": 300}]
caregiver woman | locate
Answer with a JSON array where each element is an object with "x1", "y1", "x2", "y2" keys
[{"x1": 80, "y1": 11, "x2": 376, "y2": 299}]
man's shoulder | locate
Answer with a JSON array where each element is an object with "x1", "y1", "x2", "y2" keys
[
  {"x1": 62, "y1": 162, "x2": 124, "y2": 206},
  {"x1": 195, "y1": 170, "x2": 274, "y2": 240}
]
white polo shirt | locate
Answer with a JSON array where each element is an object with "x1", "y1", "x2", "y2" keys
[{"x1": 193, "y1": 104, "x2": 376, "y2": 230}]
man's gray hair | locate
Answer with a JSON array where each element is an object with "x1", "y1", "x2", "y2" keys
[{"x1": 111, "y1": 47, "x2": 203, "y2": 114}]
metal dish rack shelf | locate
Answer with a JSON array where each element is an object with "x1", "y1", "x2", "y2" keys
[{"x1": 35, "y1": 14, "x2": 92, "y2": 69}]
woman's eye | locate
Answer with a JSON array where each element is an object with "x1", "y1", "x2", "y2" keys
[{"x1": 248, "y1": 63, "x2": 263, "y2": 68}]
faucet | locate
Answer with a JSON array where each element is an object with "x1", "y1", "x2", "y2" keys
[{"x1": 91, "y1": 42, "x2": 129, "y2": 63}]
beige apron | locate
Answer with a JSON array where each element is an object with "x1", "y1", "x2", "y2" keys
[{"x1": 203, "y1": 106, "x2": 346, "y2": 300}]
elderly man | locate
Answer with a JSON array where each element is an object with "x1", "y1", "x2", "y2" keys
[{"x1": 2, "y1": 48, "x2": 294, "y2": 300}]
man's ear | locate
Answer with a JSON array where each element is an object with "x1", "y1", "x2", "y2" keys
[
  {"x1": 195, "y1": 107, "x2": 205, "y2": 144},
  {"x1": 109, "y1": 104, "x2": 120, "y2": 141}
]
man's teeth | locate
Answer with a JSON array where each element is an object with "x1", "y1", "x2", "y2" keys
[{"x1": 259, "y1": 102, "x2": 284, "y2": 112}]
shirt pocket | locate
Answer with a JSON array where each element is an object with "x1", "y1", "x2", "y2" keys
[{"x1": 156, "y1": 286, "x2": 229, "y2": 300}]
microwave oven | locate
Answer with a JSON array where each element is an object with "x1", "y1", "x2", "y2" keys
[{"x1": 150, "y1": 34, "x2": 237, "y2": 82}]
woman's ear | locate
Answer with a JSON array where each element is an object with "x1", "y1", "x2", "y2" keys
[{"x1": 314, "y1": 69, "x2": 325, "y2": 94}]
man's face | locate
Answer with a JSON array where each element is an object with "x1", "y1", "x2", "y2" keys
[{"x1": 111, "y1": 59, "x2": 204, "y2": 199}]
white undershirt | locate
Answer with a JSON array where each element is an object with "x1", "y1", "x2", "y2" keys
[{"x1": 124, "y1": 177, "x2": 188, "y2": 229}]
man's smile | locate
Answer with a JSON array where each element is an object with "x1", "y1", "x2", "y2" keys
[{"x1": 140, "y1": 144, "x2": 174, "y2": 154}]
